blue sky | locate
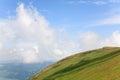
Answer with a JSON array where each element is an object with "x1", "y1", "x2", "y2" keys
[
  {"x1": 0, "y1": 0, "x2": 120, "y2": 31},
  {"x1": 0, "y1": 0, "x2": 120, "y2": 63}
]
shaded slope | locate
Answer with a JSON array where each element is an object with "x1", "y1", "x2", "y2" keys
[{"x1": 29, "y1": 47, "x2": 120, "y2": 80}]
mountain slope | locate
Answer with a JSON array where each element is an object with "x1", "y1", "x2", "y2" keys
[{"x1": 29, "y1": 47, "x2": 120, "y2": 80}]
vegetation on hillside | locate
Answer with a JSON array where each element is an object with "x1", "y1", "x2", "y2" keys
[{"x1": 29, "y1": 47, "x2": 120, "y2": 80}]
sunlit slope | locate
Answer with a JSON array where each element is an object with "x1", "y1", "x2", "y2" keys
[{"x1": 29, "y1": 47, "x2": 120, "y2": 80}]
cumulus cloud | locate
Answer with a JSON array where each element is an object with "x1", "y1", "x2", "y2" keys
[
  {"x1": 1, "y1": 3, "x2": 120, "y2": 64},
  {"x1": 0, "y1": 3, "x2": 56, "y2": 63},
  {"x1": 102, "y1": 31, "x2": 120, "y2": 46},
  {"x1": 0, "y1": 3, "x2": 81, "y2": 63},
  {"x1": 77, "y1": 31, "x2": 120, "y2": 52},
  {"x1": 78, "y1": 32, "x2": 101, "y2": 51}
]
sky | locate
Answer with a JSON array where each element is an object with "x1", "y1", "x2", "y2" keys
[{"x1": 0, "y1": 0, "x2": 120, "y2": 63}]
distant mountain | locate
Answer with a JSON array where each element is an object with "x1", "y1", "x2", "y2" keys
[
  {"x1": 29, "y1": 47, "x2": 120, "y2": 80},
  {"x1": 0, "y1": 62, "x2": 52, "y2": 80}
]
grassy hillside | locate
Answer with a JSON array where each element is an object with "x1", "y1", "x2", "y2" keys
[{"x1": 29, "y1": 47, "x2": 120, "y2": 80}]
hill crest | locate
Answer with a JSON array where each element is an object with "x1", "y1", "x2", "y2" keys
[{"x1": 29, "y1": 47, "x2": 120, "y2": 80}]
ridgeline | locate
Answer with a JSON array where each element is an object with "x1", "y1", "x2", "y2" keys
[{"x1": 29, "y1": 47, "x2": 120, "y2": 80}]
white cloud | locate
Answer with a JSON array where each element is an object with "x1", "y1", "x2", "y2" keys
[
  {"x1": 99, "y1": 15, "x2": 120, "y2": 25},
  {"x1": 1, "y1": 3, "x2": 120, "y2": 64},
  {"x1": 93, "y1": 1, "x2": 107, "y2": 5},
  {"x1": 102, "y1": 31, "x2": 120, "y2": 46},
  {"x1": 67, "y1": 0, "x2": 107, "y2": 5},
  {"x1": 67, "y1": 0, "x2": 120, "y2": 5},
  {"x1": 33, "y1": 46, "x2": 39, "y2": 53},
  {"x1": 88, "y1": 15, "x2": 120, "y2": 27},
  {"x1": 0, "y1": 3, "x2": 55, "y2": 63},
  {"x1": 77, "y1": 32, "x2": 102, "y2": 51},
  {"x1": 0, "y1": 3, "x2": 80, "y2": 63},
  {"x1": 77, "y1": 31, "x2": 120, "y2": 51},
  {"x1": 0, "y1": 43, "x2": 3, "y2": 50}
]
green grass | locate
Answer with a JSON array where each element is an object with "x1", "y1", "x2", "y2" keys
[{"x1": 29, "y1": 47, "x2": 120, "y2": 80}]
